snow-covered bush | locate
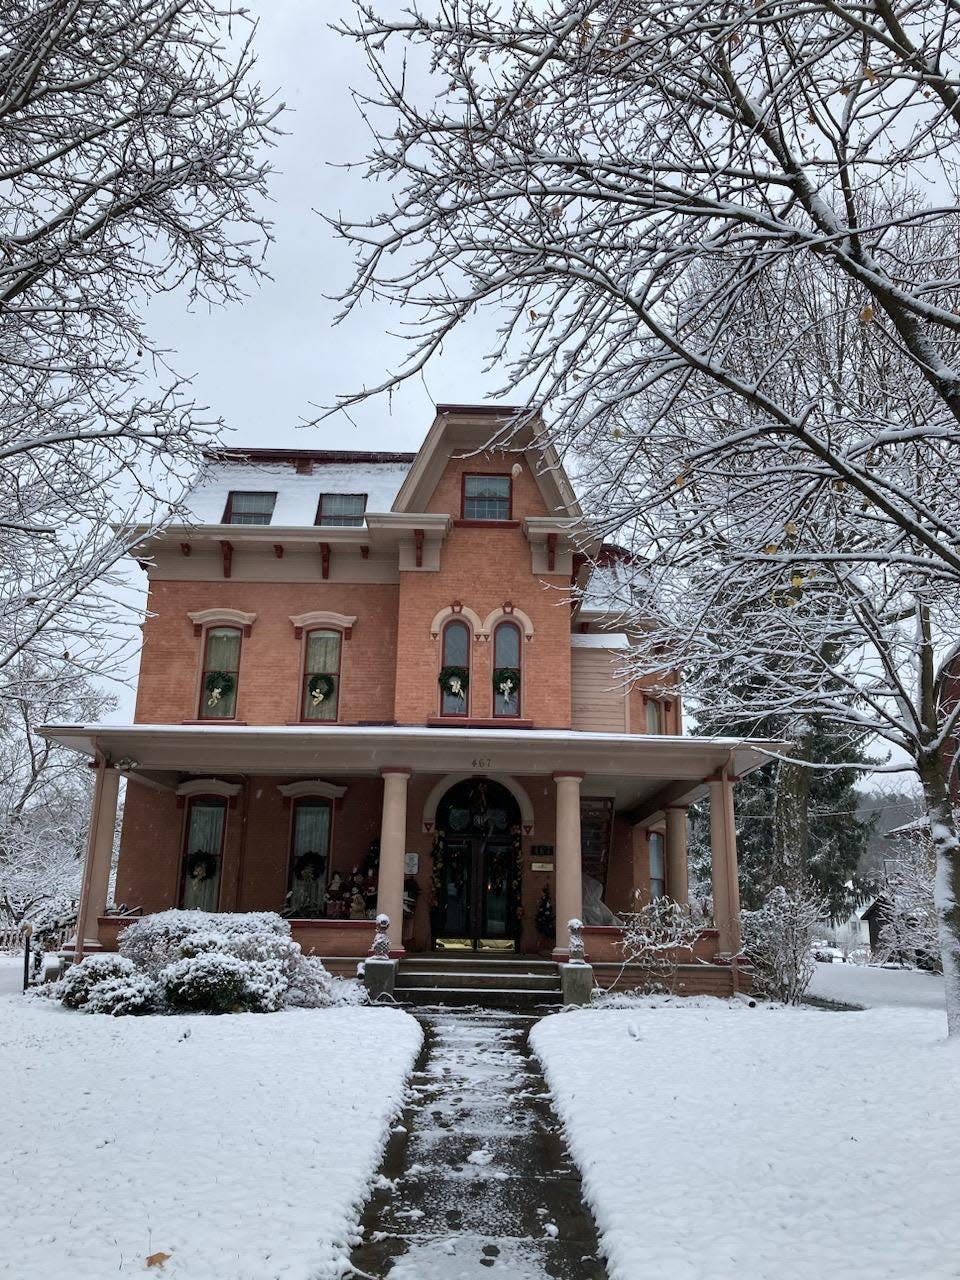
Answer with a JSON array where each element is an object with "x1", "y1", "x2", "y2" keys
[
  {"x1": 119, "y1": 910, "x2": 289, "y2": 977},
  {"x1": 619, "y1": 896, "x2": 706, "y2": 994},
  {"x1": 159, "y1": 953, "x2": 270, "y2": 1014},
  {"x1": 84, "y1": 974, "x2": 158, "y2": 1016},
  {"x1": 741, "y1": 885, "x2": 826, "y2": 1004},
  {"x1": 59, "y1": 953, "x2": 137, "y2": 1009},
  {"x1": 285, "y1": 956, "x2": 366, "y2": 1009},
  {"x1": 877, "y1": 837, "x2": 941, "y2": 972}
]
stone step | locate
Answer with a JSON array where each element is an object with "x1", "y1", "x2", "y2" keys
[
  {"x1": 397, "y1": 968, "x2": 561, "y2": 992},
  {"x1": 401, "y1": 955, "x2": 558, "y2": 974},
  {"x1": 395, "y1": 985, "x2": 562, "y2": 1010}
]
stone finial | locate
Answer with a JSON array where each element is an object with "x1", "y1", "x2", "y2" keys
[
  {"x1": 370, "y1": 913, "x2": 391, "y2": 958},
  {"x1": 568, "y1": 917, "x2": 586, "y2": 965}
]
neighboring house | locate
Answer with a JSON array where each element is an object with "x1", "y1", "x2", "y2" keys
[{"x1": 41, "y1": 406, "x2": 775, "y2": 992}]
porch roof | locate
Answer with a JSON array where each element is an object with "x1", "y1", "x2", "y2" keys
[{"x1": 39, "y1": 723, "x2": 782, "y2": 822}]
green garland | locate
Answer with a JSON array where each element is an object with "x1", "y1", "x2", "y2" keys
[
  {"x1": 438, "y1": 665, "x2": 469, "y2": 702},
  {"x1": 204, "y1": 670, "x2": 236, "y2": 707},
  {"x1": 307, "y1": 672, "x2": 336, "y2": 707},
  {"x1": 493, "y1": 667, "x2": 521, "y2": 702}
]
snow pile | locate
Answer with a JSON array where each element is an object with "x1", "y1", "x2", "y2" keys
[
  {"x1": 532, "y1": 1003, "x2": 960, "y2": 1280},
  {"x1": 55, "y1": 911, "x2": 363, "y2": 1015},
  {"x1": 0, "y1": 990, "x2": 421, "y2": 1279}
]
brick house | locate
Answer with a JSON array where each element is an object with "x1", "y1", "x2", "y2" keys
[{"x1": 42, "y1": 406, "x2": 775, "y2": 993}]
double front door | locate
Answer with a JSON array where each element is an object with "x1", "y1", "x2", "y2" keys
[{"x1": 435, "y1": 832, "x2": 518, "y2": 951}]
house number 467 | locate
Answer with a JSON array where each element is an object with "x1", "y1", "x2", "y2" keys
[{"x1": 471, "y1": 757, "x2": 493, "y2": 769}]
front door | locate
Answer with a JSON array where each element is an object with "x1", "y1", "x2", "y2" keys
[{"x1": 433, "y1": 779, "x2": 521, "y2": 951}]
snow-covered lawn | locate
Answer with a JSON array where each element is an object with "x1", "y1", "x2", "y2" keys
[
  {"x1": 807, "y1": 958, "x2": 945, "y2": 1009},
  {"x1": 0, "y1": 966, "x2": 421, "y2": 1279},
  {"x1": 532, "y1": 1002, "x2": 960, "y2": 1280}
]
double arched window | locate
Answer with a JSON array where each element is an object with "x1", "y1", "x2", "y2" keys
[
  {"x1": 439, "y1": 619, "x2": 471, "y2": 715},
  {"x1": 492, "y1": 620, "x2": 522, "y2": 718}
]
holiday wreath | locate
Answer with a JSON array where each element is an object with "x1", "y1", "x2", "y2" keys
[
  {"x1": 204, "y1": 670, "x2": 235, "y2": 707},
  {"x1": 185, "y1": 851, "x2": 218, "y2": 882},
  {"x1": 438, "y1": 665, "x2": 469, "y2": 702},
  {"x1": 493, "y1": 667, "x2": 520, "y2": 701},
  {"x1": 307, "y1": 673, "x2": 336, "y2": 707}
]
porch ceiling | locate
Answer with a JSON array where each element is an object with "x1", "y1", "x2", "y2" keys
[{"x1": 39, "y1": 723, "x2": 782, "y2": 818}]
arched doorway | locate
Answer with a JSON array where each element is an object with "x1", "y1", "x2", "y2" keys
[{"x1": 432, "y1": 778, "x2": 522, "y2": 951}]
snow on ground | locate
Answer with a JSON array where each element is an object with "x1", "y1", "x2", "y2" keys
[
  {"x1": 807, "y1": 958, "x2": 945, "y2": 1009},
  {"x1": 0, "y1": 975, "x2": 421, "y2": 1279},
  {"x1": 532, "y1": 1002, "x2": 960, "y2": 1280}
]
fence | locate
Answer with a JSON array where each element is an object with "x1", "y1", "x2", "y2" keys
[{"x1": 0, "y1": 918, "x2": 76, "y2": 954}]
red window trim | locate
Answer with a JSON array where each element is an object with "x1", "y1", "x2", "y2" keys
[
  {"x1": 178, "y1": 795, "x2": 228, "y2": 909},
  {"x1": 286, "y1": 795, "x2": 335, "y2": 902},
  {"x1": 221, "y1": 490, "x2": 277, "y2": 524},
  {"x1": 314, "y1": 493, "x2": 368, "y2": 526},
  {"x1": 439, "y1": 617, "x2": 472, "y2": 717},
  {"x1": 298, "y1": 626, "x2": 344, "y2": 724},
  {"x1": 492, "y1": 619, "x2": 523, "y2": 719},
  {"x1": 197, "y1": 625, "x2": 243, "y2": 721},
  {"x1": 460, "y1": 471, "x2": 513, "y2": 522}
]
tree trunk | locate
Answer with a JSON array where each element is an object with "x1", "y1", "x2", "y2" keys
[
  {"x1": 916, "y1": 752, "x2": 960, "y2": 1037},
  {"x1": 772, "y1": 728, "x2": 814, "y2": 893}
]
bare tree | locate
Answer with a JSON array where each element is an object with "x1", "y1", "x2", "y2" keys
[
  {"x1": 878, "y1": 833, "x2": 941, "y2": 971},
  {"x1": 0, "y1": 0, "x2": 279, "y2": 678}
]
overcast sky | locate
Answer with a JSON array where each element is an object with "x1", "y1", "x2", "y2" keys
[{"x1": 146, "y1": 1, "x2": 496, "y2": 457}]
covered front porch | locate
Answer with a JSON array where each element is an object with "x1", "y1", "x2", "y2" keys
[{"x1": 41, "y1": 723, "x2": 775, "y2": 988}]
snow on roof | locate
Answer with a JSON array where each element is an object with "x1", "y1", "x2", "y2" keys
[
  {"x1": 570, "y1": 632, "x2": 630, "y2": 649},
  {"x1": 185, "y1": 459, "x2": 412, "y2": 526},
  {"x1": 580, "y1": 557, "x2": 640, "y2": 616}
]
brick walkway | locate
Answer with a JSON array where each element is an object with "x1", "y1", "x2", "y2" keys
[{"x1": 349, "y1": 1009, "x2": 608, "y2": 1279}]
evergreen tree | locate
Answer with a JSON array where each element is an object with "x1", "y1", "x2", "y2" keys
[{"x1": 690, "y1": 713, "x2": 876, "y2": 920}]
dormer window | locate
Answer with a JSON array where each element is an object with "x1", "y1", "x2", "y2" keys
[
  {"x1": 462, "y1": 474, "x2": 511, "y2": 521},
  {"x1": 222, "y1": 491, "x2": 277, "y2": 525},
  {"x1": 316, "y1": 493, "x2": 367, "y2": 527}
]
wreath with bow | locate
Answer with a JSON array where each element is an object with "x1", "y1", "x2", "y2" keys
[
  {"x1": 204, "y1": 670, "x2": 236, "y2": 707},
  {"x1": 185, "y1": 851, "x2": 218, "y2": 882},
  {"x1": 438, "y1": 665, "x2": 469, "y2": 702},
  {"x1": 307, "y1": 673, "x2": 336, "y2": 707},
  {"x1": 493, "y1": 667, "x2": 521, "y2": 702}
]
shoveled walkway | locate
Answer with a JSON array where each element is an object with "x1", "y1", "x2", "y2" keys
[{"x1": 349, "y1": 1008, "x2": 608, "y2": 1279}]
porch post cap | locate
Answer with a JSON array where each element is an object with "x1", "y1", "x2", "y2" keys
[
  {"x1": 552, "y1": 770, "x2": 585, "y2": 781},
  {"x1": 380, "y1": 766, "x2": 413, "y2": 777}
]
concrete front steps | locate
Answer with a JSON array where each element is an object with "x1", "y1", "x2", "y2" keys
[{"x1": 394, "y1": 955, "x2": 563, "y2": 1010}]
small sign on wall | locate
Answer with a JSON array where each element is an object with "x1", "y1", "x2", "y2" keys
[
  {"x1": 404, "y1": 852, "x2": 419, "y2": 875},
  {"x1": 530, "y1": 844, "x2": 554, "y2": 859},
  {"x1": 531, "y1": 861, "x2": 554, "y2": 873}
]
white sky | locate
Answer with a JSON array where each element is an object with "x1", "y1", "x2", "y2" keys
[{"x1": 145, "y1": 1, "x2": 497, "y2": 456}]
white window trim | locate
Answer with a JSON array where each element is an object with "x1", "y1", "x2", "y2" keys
[
  {"x1": 176, "y1": 778, "x2": 243, "y2": 799},
  {"x1": 289, "y1": 611, "x2": 357, "y2": 639},
  {"x1": 277, "y1": 779, "x2": 348, "y2": 801},
  {"x1": 480, "y1": 606, "x2": 535, "y2": 641},
  {"x1": 430, "y1": 604, "x2": 483, "y2": 640},
  {"x1": 188, "y1": 608, "x2": 257, "y2": 637}
]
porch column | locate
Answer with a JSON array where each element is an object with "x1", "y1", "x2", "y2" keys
[
  {"x1": 553, "y1": 772, "x2": 584, "y2": 957},
  {"x1": 709, "y1": 770, "x2": 741, "y2": 955},
  {"x1": 665, "y1": 806, "x2": 690, "y2": 907},
  {"x1": 73, "y1": 760, "x2": 121, "y2": 959},
  {"x1": 377, "y1": 768, "x2": 410, "y2": 955}
]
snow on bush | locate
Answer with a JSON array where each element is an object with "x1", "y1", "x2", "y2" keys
[
  {"x1": 84, "y1": 973, "x2": 158, "y2": 1016},
  {"x1": 59, "y1": 953, "x2": 138, "y2": 1009},
  {"x1": 878, "y1": 836, "x2": 941, "y2": 972},
  {"x1": 741, "y1": 885, "x2": 826, "y2": 1004},
  {"x1": 617, "y1": 896, "x2": 706, "y2": 994},
  {"x1": 53, "y1": 910, "x2": 368, "y2": 1015}
]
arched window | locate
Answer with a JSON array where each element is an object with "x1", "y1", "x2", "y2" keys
[
  {"x1": 645, "y1": 698, "x2": 662, "y2": 734},
  {"x1": 439, "y1": 619, "x2": 471, "y2": 716},
  {"x1": 302, "y1": 629, "x2": 342, "y2": 722},
  {"x1": 180, "y1": 796, "x2": 226, "y2": 910},
  {"x1": 493, "y1": 620, "x2": 522, "y2": 717},
  {"x1": 648, "y1": 831, "x2": 666, "y2": 900},
  {"x1": 288, "y1": 798, "x2": 332, "y2": 916},
  {"x1": 199, "y1": 627, "x2": 242, "y2": 719}
]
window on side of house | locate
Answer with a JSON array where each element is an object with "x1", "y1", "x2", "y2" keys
[
  {"x1": 199, "y1": 627, "x2": 242, "y2": 719},
  {"x1": 222, "y1": 491, "x2": 277, "y2": 524},
  {"x1": 440, "y1": 619, "x2": 471, "y2": 716},
  {"x1": 493, "y1": 620, "x2": 522, "y2": 717},
  {"x1": 302, "y1": 629, "x2": 342, "y2": 721},
  {"x1": 462, "y1": 474, "x2": 511, "y2": 521},
  {"x1": 645, "y1": 698, "x2": 662, "y2": 734},
  {"x1": 649, "y1": 831, "x2": 666, "y2": 900},
  {"x1": 315, "y1": 493, "x2": 367, "y2": 526},
  {"x1": 180, "y1": 797, "x2": 226, "y2": 910},
  {"x1": 287, "y1": 798, "x2": 332, "y2": 917}
]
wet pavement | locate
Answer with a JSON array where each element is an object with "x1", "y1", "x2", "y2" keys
[{"x1": 349, "y1": 1009, "x2": 608, "y2": 1279}]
